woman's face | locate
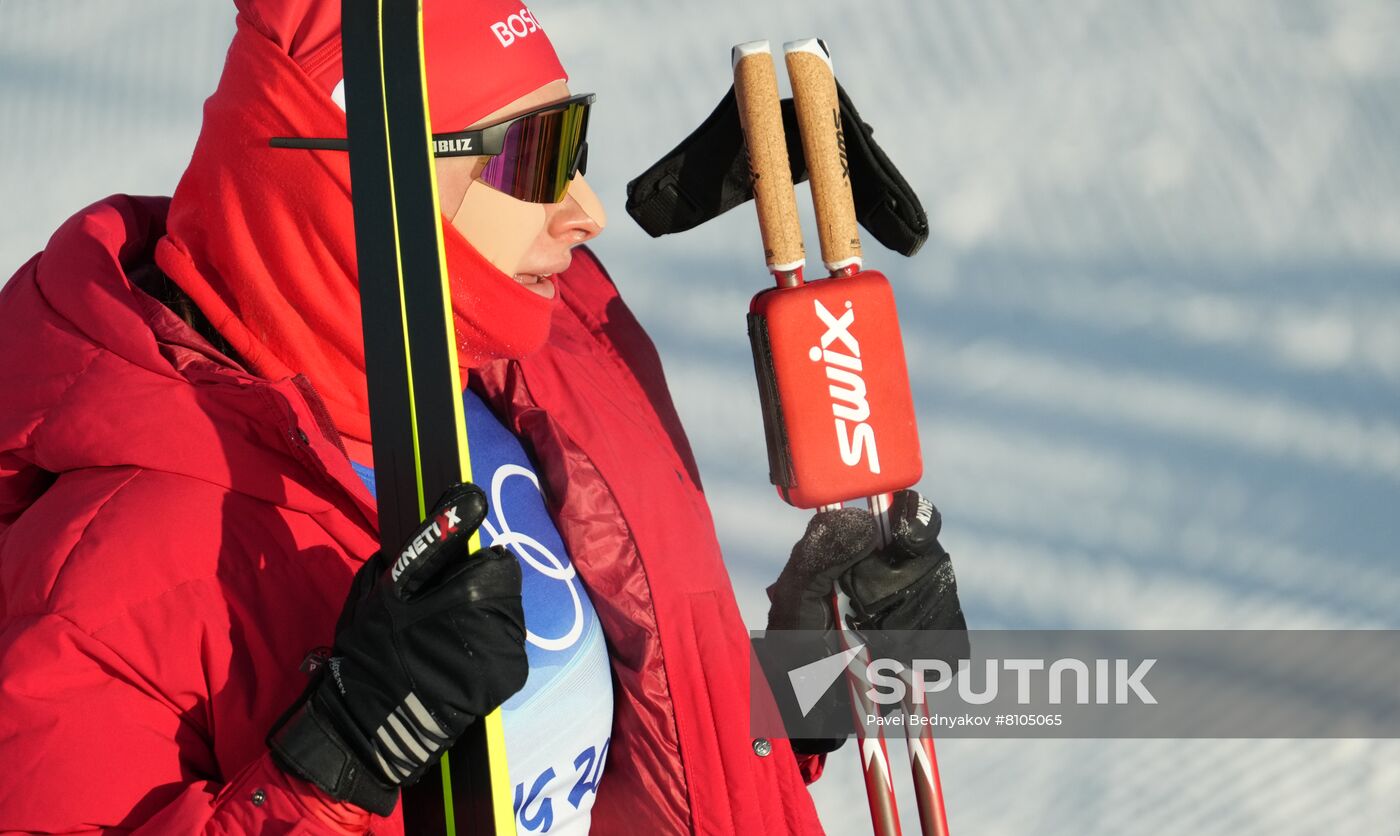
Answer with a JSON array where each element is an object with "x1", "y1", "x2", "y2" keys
[{"x1": 436, "y1": 80, "x2": 603, "y2": 299}]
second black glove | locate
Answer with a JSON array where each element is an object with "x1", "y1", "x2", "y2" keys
[{"x1": 268, "y1": 483, "x2": 528, "y2": 815}]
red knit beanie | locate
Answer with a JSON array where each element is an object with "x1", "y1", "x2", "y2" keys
[{"x1": 238, "y1": 0, "x2": 568, "y2": 130}]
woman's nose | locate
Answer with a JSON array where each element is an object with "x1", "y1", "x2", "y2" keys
[
  {"x1": 547, "y1": 176, "x2": 606, "y2": 245},
  {"x1": 550, "y1": 198, "x2": 602, "y2": 245}
]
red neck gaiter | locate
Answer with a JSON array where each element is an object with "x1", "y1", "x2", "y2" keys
[{"x1": 156, "y1": 2, "x2": 567, "y2": 456}]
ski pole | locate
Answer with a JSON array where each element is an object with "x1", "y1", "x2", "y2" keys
[
  {"x1": 732, "y1": 39, "x2": 904, "y2": 836},
  {"x1": 833, "y1": 594, "x2": 904, "y2": 836},
  {"x1": 783, "y1": 37, "x2": 951, "y2": 836}
]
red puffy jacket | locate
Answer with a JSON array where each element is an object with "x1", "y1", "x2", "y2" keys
[{"x1": 0, "y1": 195, "x2": 825, "y2": 833}]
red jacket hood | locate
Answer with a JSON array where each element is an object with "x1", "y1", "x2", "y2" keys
[
  {"x1": 0, "y1": 195, "x2": 368, "y2": 532},
  {"x1": 155, "y1": 12, "x2": 560, "y2": 454}
]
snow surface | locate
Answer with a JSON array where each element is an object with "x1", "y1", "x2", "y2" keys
[{"x1": 2, "y1": 1, "x2": 1398, "y2": 833}]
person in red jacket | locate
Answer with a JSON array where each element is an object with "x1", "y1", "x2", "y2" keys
[{"x1": 0, "y1": 1, "x2": 965, "y2": 833}]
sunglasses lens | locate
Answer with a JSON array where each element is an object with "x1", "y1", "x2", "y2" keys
[{"x1": 478, "y1": 99, "x2": 590, "y2": 203}]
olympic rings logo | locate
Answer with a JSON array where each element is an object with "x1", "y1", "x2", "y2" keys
[{"x1": 479, "y1": 464, "x2": 585, "y2": 652}]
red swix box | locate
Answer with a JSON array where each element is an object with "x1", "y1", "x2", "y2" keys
[{"x1": 747, "y1": 269, "x2": 922, "y2": 509}]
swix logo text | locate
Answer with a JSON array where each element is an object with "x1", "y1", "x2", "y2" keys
[
  {"x1": 832, "y1": 109, "x2": 849, "y2": 180},
  {"x1": 808, "y1": 299, "x2": 881, "y2": 474},
  {"x1": 435, "y1": 137, "x2": 473, "y2": 155},
  {"x1": 392, "y1": 504, "x2": 463, "y2": 581},
  {"x1": 491, "y1": 8, "x2": 542, "y2": 47}
]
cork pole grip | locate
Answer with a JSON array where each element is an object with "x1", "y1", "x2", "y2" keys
[
  {"x1": 732, "y1": 41, "x2": 805, "y2": 273},
  {"x1": 784, "y1": 38, "x2": 862, "y2": 272}
]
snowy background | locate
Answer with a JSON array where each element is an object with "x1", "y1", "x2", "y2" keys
[{"x1": 3, "y1": 1, "x2": 1399, "y2": 833}]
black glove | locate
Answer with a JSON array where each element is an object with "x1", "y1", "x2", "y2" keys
[
  {"x1": 766, "y1": 505, "x2": 879, "y2": 633},
  {"x1": 764, "y1": 490, "x2": 968, "y2": 754},
  {"x1": 841, "y1": 491, "x2": 967, "y2": 636},
  {"x1": 767, "y1": 490, "x2": 966, "y2": 636},
  {"x1": 268, "y1": 483, "x2": 528, "y2": 815},
  {"x1": 626, "y1": 80, "x2": 929, "y2": 257}
]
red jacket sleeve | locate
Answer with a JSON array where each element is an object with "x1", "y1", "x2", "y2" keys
[
  {"x1": 0, "y1": 613, "x2": 374, "y2": 834},
  {"x1": 795, "y1": 752, "x2": 828, "y2": 785}
]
